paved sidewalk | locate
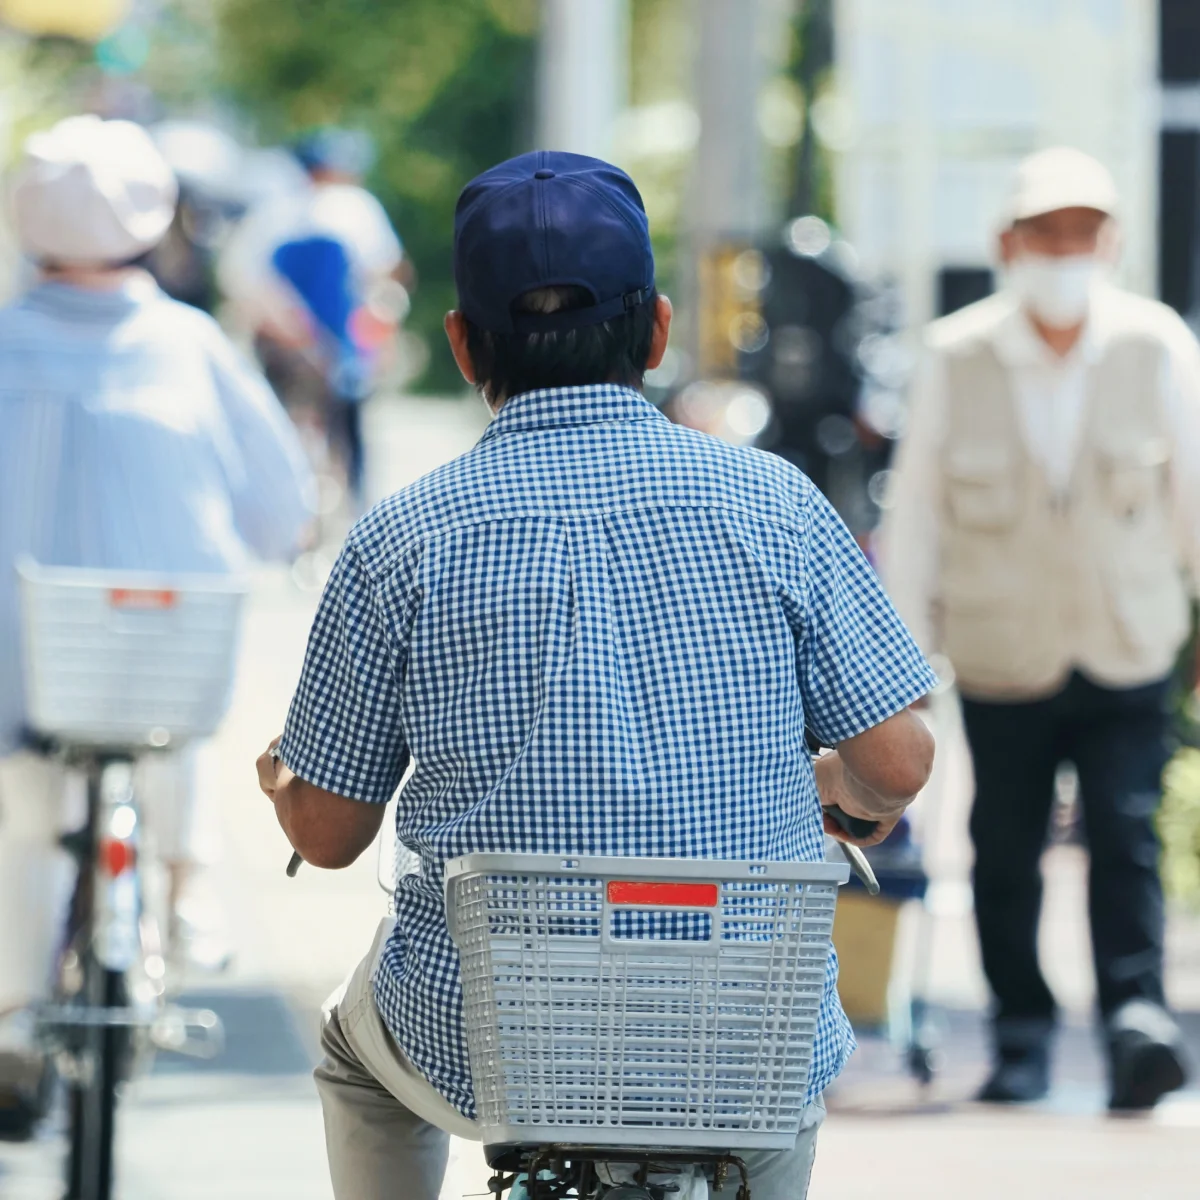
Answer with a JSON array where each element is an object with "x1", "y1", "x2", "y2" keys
[{"x1": 810, "y1": 686, "x2": 1200, "y2": 1199}]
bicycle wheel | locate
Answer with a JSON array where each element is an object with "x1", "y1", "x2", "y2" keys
[{"x1": 65, "y1": 956, "x2": 127, "y2": 1200}]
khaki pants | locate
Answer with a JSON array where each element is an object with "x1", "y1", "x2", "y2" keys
[{"x1": 315, "y1": 920, "x2": 825, "y2": 1200}]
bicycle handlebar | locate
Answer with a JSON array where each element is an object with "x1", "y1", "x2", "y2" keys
[{"x1": 283, "y1": 739, "x2": 884, "y2": 890}]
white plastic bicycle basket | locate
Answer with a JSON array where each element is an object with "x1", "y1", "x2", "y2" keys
[
  {"x1": 446, "y1": 853, "x2": 850, "y2": 1152},
  {"x1": 17, "y1": 559, "x2": 248, "y2": 747}
]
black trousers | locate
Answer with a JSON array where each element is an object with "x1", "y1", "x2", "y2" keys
[{"x1": 961, "y1": 671, "x2": 1170, "y2": 1045}]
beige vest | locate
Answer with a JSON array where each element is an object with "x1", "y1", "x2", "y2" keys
[{"x1": 937, "y1": 331, "x2": 1189, "y2": 700}]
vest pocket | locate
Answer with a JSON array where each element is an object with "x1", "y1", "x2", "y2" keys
[
  {"x1": 1100, "y1": 555, "x2": 1189, "y2": 658},
  {"x1": 944, "y1": 448, "x2": 1020, "y2": 531},
  {"x1": 1096, "y1": 439, "x2": 1169, "y2": 521}
]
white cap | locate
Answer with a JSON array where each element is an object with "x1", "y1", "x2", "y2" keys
[
  {"x1": 9, "y1": 115, "x2": 178, "y2": 267},
  {"x1": 1006, "y1": 146, "x2": 1119, "y2": 225}
]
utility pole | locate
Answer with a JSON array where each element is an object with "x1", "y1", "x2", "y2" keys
[
  {"x1": 687, "y1": 0, "x2": 792, "y2": 376},
  {"x1": 691, "y1": 0, "x2": 771, "y2": 251},
  {"x1": 537, "y1": 0, "x2": 629, "y2": 158}
]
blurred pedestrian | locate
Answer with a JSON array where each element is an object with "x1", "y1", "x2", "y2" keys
[
  {"x1": 219, "y1": 127, "x2": 411, "y2": 508},
  {"x1": 0, "y1": 115, "x2": 314, "y2": 1137},
  {"x1": 882, "y1": 146, "x2": 1200, "y2": 1109}
]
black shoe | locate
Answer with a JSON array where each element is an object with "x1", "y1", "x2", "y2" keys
[
  {"x1": 1109, "y1": 1035, "x2": 1187, "y2": 1111},
  {"x1": 1108, "y1": 1003, "x2": 1188, "y2": 1112},
  {"x1": 978, "y1": 1046, "x2": 1050, "y2": 1104}
]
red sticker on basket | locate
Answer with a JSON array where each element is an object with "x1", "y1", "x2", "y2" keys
[
  {"x1": 606, "y1": 881, "x2": 719, "y2": 908},
  {"x1": 109, "y1": 588, "x2": 177, "y2": 610}
]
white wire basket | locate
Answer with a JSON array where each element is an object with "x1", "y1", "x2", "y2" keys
[
  {"x1": 17, "y1": 559, "x2": 248, "y2": 748},
  {"x1": 445, "y1": 853, "x2": 850, "y2": 1151}
]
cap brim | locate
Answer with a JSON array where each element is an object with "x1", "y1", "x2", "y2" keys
[{"x1": 1010, "y1": 187, "x2": 1117, "y2": 223}]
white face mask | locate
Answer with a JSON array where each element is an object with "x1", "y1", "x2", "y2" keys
[{"x1": 1007, "y1": 254, "x2": 1107, "y2": 328}]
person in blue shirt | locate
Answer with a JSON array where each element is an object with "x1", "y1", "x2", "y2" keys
[
  {"x1": 0, "y1": 116, "x2": 314, "y2": 1137},
  {"x1": 220, "y1": 128, "x2": 410, "y2": 508},
  {"x1": 256, "y1": 152, "x2": 936, "y2": 1200}
]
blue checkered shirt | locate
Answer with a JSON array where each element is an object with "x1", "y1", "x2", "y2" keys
[{"x1": 281, "y1": 384, "x2": 936, "y2": 1118}]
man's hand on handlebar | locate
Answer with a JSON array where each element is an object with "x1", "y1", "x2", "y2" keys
[
  {"x1": 814, "y1": 705, "x2": 934, "y2": 848},
  {"x1": 256, "y1": 735, "x2": 386, "y2": 870},
  {"x1": 256, "y1": 740, "x2": 283, "y2": 801},
  {"x1": 815, "y1": 753, "x2": 901, "y2": 847}
]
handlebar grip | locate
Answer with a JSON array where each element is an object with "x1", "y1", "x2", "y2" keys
[
  {"x1": 286, "y1": 851, "x2": 303, "y2": 877},
  {"x1": 823, "y1": 804, "x2": 879, "y2": 841}
]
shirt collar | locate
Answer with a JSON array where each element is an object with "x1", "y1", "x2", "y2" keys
[
  {"x1": 23, "y1": 274, "x2": 161, "y2": 322},
  {"x1": 992, "y1": 285, "x2": 1112, "y2": 369},
  {"x1": 479, "y1": 384, "x2": 667, "y2": 442}
]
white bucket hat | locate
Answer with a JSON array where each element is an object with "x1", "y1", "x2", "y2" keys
[
  {"x1": 10, "y1": 115, "x2": 178, "y2": 267},
  {"x1": 1006, "y1": 146, "x2": 1119, "y2": 226}
]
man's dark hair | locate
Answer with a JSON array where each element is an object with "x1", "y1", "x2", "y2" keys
[{"x1": 464, "y1": 285, "x2": 657, "y2": 404}]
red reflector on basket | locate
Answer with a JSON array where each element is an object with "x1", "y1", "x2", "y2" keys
[
  {"x1": 606, "y1": 881, "x2": 719, "y2": 907},
  {"x1": 99, "y1": 837, "x2": 136, "y2": 878},
  {"x1": 109, "y1": 588, "x2": 177, "y2": 610}
]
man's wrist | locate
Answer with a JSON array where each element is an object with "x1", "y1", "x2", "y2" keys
[{"x1": 841, "y1": 769, "x2": 912, "y2": 820}]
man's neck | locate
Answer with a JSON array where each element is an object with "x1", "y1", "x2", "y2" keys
[{"x1": 1028, "y1": 313, "x2": 1086, "y2": 359}]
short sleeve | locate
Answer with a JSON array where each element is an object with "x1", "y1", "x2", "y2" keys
[
  {"x1": 795, "y1": 486, "x2": 937, "y2": 746},
  {"x1": 280, "y1": 543, "x2": 411, "y2": 803}
]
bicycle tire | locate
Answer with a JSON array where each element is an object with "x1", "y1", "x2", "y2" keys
[{"x1": 65, "y1": 958, "x2": 126, "y2": 1200}]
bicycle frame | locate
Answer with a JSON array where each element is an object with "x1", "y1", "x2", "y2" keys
[
  {"x1": 493, "y1": 1146, "x2": 751, "y2": 1200},
  {"x1": 17, "y1": 561, "x2": 239, "y2": 1195},
  {"x1": 36, "y1": 748, "x2": 222, "y2": 1200}
]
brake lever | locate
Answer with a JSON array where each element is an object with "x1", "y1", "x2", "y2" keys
[
  {"x1": 823, "y1": 804, "x2": 881, "y2": 896},
  {"x1": 837, "y1": 840, "x2": 880, "y2": 896}
]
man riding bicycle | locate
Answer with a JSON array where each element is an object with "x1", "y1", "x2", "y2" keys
[
  {"x1": 0, "y1": 116, "x2": 314, "y2": 1137},
  {"x1": 257, "y1": 151, "x2": 936, "y2": 1199}
]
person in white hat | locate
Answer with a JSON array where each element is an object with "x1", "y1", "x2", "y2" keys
[
  {"x1": 0, "y1": 116, "x2": 315, "y2": 1137},
  {"x1": 880, "y1": 146, "x2": 1199, "y2": 1108}
]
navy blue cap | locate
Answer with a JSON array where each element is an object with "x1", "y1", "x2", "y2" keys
[{"x1": 453, "y1": 150, "x2": 655, "y2": 335}]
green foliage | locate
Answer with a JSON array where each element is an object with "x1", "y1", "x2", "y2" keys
[
  {"x1": 216, "y1": 0, "x2": 537, "y2": 390},
  {"x1": 1161, "y1": 748, "x2": 1200, "y2": 908}
]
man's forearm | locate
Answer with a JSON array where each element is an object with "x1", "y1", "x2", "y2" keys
[
  {"x1": 816, "y1": 751, "x2": 917, "y2": 820},
  {"x1": 841, "y1": 757, "x2": 920, "y2": 818},
  {"x1": 817, "y1": 707, "x2": 935, "y2": 822},
  {"x1": 257, "y1": 744, "x2": 386, "y2": 869}
]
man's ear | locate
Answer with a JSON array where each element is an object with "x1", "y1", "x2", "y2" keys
[
  {"x1": 444, "y1": 310, "x2": 476, "y2": 385},
  {"x1": 997, "y1": 227, "x2": 1018, "y2": 266},
  {"x1": 645, "y1": 294, "x2": 673, "y2": 371},
  {"x1": 1098, "y1": 217, "x2": 1122, "y2": 265}
]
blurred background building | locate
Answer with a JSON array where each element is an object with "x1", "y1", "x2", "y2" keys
[
  {"x1": 835, "y1": 0, "x2": 1158, "y2": 322},
  {"x1": 3, "y1": 2, "x2": 1199, "y2": 381}
]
